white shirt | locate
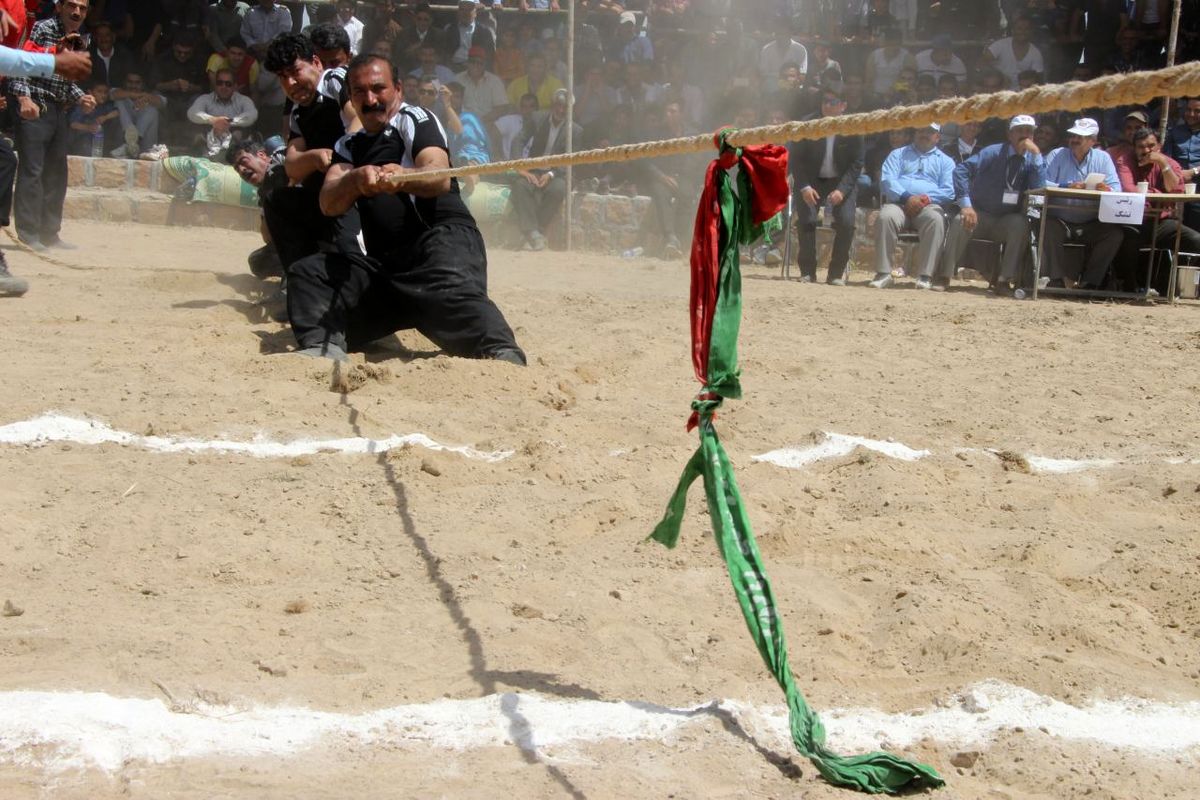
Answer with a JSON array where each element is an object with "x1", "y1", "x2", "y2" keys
[
  {"x1": 455, "y1": 69, "x2": 508, "y2": 118},
  {"x1": 986, "y1": 38, "x2": 1045, "y2": 89},
  {"x1": 340, "y1": 15, "x2": 364, "y2": 55},
  {"x1": 868, "y1": 47, "x2": 913, "y2": 95},
  {"x1": 187, "y1": 91, "x2": 258, "y2": 127},
  {"x1": 758, "y1": 39, "x2": 808, "y2": 81},
  {"x1": 915, "y1": 49, "x2": 966, "y2": 82},
  {"x1": 819, "y1": 136, "x2": 838, "y2": 178}
]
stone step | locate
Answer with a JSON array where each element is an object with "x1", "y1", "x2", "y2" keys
[
  {"x1": 64, "y1": 187, "x2": 260, "y2": 231},
  {"x1": 67, "y1": 154, "x2": 182, "y2": 193}
]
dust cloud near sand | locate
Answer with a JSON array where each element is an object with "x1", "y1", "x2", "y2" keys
[{"x1": 1, "y1": 221, "x2": 1198, "y2": 799}]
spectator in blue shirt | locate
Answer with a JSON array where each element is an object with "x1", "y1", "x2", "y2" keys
[
  {"x1": 1041, "y1": 118, "x2": 1125, "y2": 290},
  {"x1": 871, "y1": 123, "x2": 956, "y2": 289},
  {"x1": 612, "y1": 11, "x2": 653, "y2": 64},
  {"x1": 942, "y1": 114, "x2": 1047, "y2": 294},
  {"x1": 1164, "y1": 96, "x2": 1200, "y2": 231}
]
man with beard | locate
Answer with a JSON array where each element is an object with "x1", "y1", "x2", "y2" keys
[
  {"x1": 287, "y1": 53, "x2": 524, "y2": 364},
  {"x1": 9, "y1": 0, "x2": 97, "y2": 251},
  {"x1": 261, "y1": 32, "x2": 363, "y2": 288}
]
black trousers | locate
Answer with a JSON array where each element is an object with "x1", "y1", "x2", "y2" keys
[
  {"x1": 287, "y1": 222, "x2": 523, "y2": 360},
  {"x1": 14, "y1": 102, "x2": 70, "y2": 241},
  {"x1": 260, "y1": 177, "x2": 363, "y2": 275},
  {"x1": 797, "y1": 177, "x2": 858, "y2": 281},
  {"x1": 1115, "y1": 218, "x2": 1200, "y2": 293},
  {"x1": 0, "y1": 137, "x2": 17, "y2": 228}
]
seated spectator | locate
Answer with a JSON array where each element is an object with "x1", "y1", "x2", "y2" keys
[
  {"x1": 1108, "y1": 26, "x2": 1158, "y2": 73},
  {"x1": 611, "y1": 11, "x2": 654, "y2": 63},
  {"x1": 575, "y1": 63, "x2": 614, "y2": 128},
  {"x1": 111, "y1": 71, "x2": 166, "y2": 157},
  {"x1": 1164, "y1": 97, "x2": 1200, "y2": 231},
  {"x1": 807, "y1": 38, "x2": 840, "y2": 85},
  {"x1": 415, "y1": 76, "x2": 447, "y2": 120},
  {"x1": 982, "y1": 13, "x2": 1044, "y2": 90},
  {"x1": 250, "y1": 51, "x2": 287, "y2": 139},
  {"x1": 870, "y1": 122, "x2": 956, "y2": 289},
  {"x1": 310, "y1": 23, "x2": 353, "y2": 70},
  {"x1": 492, "y1": 25, "x2": 524, "y2": 82},
  {"x1": 1110, "y1": 109, "x2": 1151, "y2": 189},
  {"x1": 206, "y1": 36, "x2": 259, "y2": 94},
  {"x1": 1041, "y1": 117, "x2": 1123, "y2": 289},
  {"x1": 335, "y1": 0, "x2": 364, "y2": 56},
  {"x1": 187, "y1": 68, "x2": 259, "y2": 159},
  {"x1": 916, "y1": 73, "x2": 937, "y2": 104},
  {"x1": 916, "y1": 34, "x2": 966, "y2": 83},
  {"x1": 758, "y1": 18, "x2": 806, "y2": 83},
  {"x1": 444, "y1": 0, "x2": 495, "y2": 70},
  {"x1": 493, "y1": 92, "x2": 539, "y2": 161},
  {"x1": 240, "y1": 0, "x2": 292, "y2": 61},
  {"x1": 395, "y1": 2, "x2": 441, "y2": 72},
  {"x1": 637, "y1": 99, "x2": 701, "y2": 260},
  {"x1": 89, "y1": 21, "x2": 133, "y2": 89},
  {"x1": 942, "y1": 115, "x2": 1046, "y2": 294},
  {"x1": 205, "y1": 0, "x2": 251, "y2": 56},
  {"x1": 789, "y1": 90, "x2": 864, "y2": 285},
  {"x1": 865, "y1": 26, "x2": 913, "y2": 97},
  {"x1": 1035, "y1": 121, "x2": 1060, "y2": 155},
  {"x1": 936, "y1": 75, "x2": 960, "y2": 99},
  {"x1": 1017, "y1": 69, "x2": 1043, "y2": 90},
  {"x1": 863, "y1": 127, "x2": 911, "y2": 205},
  {"x1": 842, "y1": 72, "x2": 871, "y2": 113},
  {"x1": 506, "y1": 52, "x2": 563, "y2": 110},
  {"x1": 152, "y1": 33, "x2": 207, "y2": 144},
  {"x1": 455, "y1": 45, "x2": 510, "y2": 123},
  {"x1": 443, "y1": 81, "x2": 491, "y2": 180},
  {"x1": 509, "y1": 89, "x2": 580, "y2": 251},
  {"x1": 613, "y1": 60, "x2": 664, "y2": 115},
  {"x1": 1116, "y1": 127, "x2": 1200, "y2": 293},
  {"x1": 409, "y1": 44, "x2": 456, "y2": 84},
  {"x1": 69, "y1": 82, "x2": 122, "y2": 156},
  {"x1": 143, "y1": 0, "x2": 207, "y2": 60},
  {"x1": 542, "y1": 38, "x2": 569, "y2": 85},
  {"x1": 942, "y1": 119, "x2": 982, "y2": 165}
]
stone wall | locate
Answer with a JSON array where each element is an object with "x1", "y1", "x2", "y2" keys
[
  {"x1": 64, "y1": 156, "x2": 260, "y2": 231},
  {"x1": 570, "y1": 193, "x2": 655, "y2": 254}
]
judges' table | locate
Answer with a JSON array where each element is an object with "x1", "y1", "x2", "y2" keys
[{"x1": 1029, "y1": 186, "x2": 1197, "y2": 303}]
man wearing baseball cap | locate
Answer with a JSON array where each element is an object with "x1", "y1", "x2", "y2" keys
[
  {"x1": 1108, "y1": 108, "x2": 1150, "y2": 188},
  {"x1": 1041, "y1": 117, "x2": 1123, "y2": 290},
  {"x1": 871, "y1": 122, "x2": 956, "y2": 289},
  {"x1": 941, "y1": 114, "x2": 1046, "y2": 294}
]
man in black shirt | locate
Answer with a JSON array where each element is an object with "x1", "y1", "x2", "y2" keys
[
  {"x1": 262, "y1": 32, "x2": 363, "y2": 283},
  {"x1": 288, "y1": 53, "x2": 524, "y2": 364}
]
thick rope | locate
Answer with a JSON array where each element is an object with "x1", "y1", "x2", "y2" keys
[{"x1": 385, "y1": 60, "x2": 1200, "y2": 188}]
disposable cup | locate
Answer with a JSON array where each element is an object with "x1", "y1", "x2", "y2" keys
[
  {"x1": 1136, "y1": 181, "x2": 1149, "y2": 193},
  {"x1": 1185, "y1": 183, "x2": 1197, "y2": 195}
]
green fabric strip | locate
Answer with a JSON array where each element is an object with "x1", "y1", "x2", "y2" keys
[{"x1": 651, "y1": 150, "x2": 945, "y2": 795}]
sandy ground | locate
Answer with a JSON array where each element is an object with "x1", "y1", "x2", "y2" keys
[{"x1": 1, "y1": 220, "x2": 1199, "y2": 799}]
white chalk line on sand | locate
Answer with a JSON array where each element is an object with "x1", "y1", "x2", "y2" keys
[
  {"x1": 0, "y1": 414, "x2": 1193, "y2": 475},
  {"x1": 753, "y1": 432, "x2": 1190, "y2": 475},
  {"x1": 0, "y1": 413, "x2": 513, "y2": 463},
  {"x1": 0, "y1": 681, "x2": 1197, "y2": 773}
]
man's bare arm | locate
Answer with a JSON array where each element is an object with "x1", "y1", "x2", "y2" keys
[
  {"x1": 321, "y1": 162, "x2": 369, "y2": 216},
  {"x1": 285, "y1": 136, "x2": 332, "y2": 182},
  {"x1": 393, "y1": 146, "x2": 453, "y2": 197}
]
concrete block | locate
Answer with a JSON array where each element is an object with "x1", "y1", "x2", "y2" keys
[
  {"x1": 131, "y1": 160, "x2": 154, "y2": 190},
  {"x1": 573, "y1": 192, "x2": 604, "y2": 227},
  {"x1": 135, "y1": 197, "x2": 172, "y2": 226},
  {"x1": 62, "y1": 192, "x2": 98, "y2": 219},
  {"x1": 67, "y1": 156, "x2": 88, "y2": 187},
  {"x1": 205, "y1": 203, "x2": 259, "y2": 231},
  {"x1": 91, "y1": 158, "x2": 129, "y2": 189},
  {"x1": 604, "y1": 194, "x2": 633, "y2": 227},
  {"x1": 98, "y1": 194, "x2": 134, "y2": 222}
]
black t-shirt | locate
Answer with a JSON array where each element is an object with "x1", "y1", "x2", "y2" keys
[
  {"x1": 332, "y1": 103, "x2": 474, "y2": 256},
  {"x1": 289, "y1": 67, "x2": 351, "y2": 150}
]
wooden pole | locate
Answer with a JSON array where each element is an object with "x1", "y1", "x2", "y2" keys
[
  {"x1": 565, "y1": 0, "x2": 576, "y2": 251},
  {"x1": 1159, "y1": 0, "x2": 1182, "y2": 142}
]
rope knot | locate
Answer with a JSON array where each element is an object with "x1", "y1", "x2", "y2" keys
[{"x1": 686, "y1": 391, "x2": 723, "y2": 432}]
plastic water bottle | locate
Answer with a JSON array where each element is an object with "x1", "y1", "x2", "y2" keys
[
  {"x1": 1013, "y1": 287, "x2": 1027, "y2": 300},
  {"x1": 621, "y1": 247, "x2": 645, "y2": 258},
  {"x1": 90, "y1": 129, "x2": 104, "y2": 158}
]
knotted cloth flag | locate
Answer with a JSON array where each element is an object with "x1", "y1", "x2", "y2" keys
[{"x1": 650, "y1": 131, "x2": 945, "y2": 795}]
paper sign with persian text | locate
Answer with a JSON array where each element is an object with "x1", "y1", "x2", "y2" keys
[{"x1": 1099, "y1": 192, "x2": 1146, "y2": 225}]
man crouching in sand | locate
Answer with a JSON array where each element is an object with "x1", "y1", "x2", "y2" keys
[{"x1": 286, "y1": 53, "x2": 525, "y2": 365}]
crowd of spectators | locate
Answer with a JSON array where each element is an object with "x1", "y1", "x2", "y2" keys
[{"x1": 3, "y1": 0, "x2": 1198, "y2": 289}]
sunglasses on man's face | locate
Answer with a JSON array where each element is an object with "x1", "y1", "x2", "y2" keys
[{"x1": 216, "y1": 80, "x2": 234, "y2": 87}]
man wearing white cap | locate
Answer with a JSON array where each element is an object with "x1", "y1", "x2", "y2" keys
[
  {"x1": 1041, "y1": 117, "x2": 1123, "y2": 290},
  {"x1": 941, "y1": 114, "x2": 1046, "y2": 294},
  {"x1": 871, "y1": 122, "x2": 956, "y2": 288},
  {"x1": 614, "y1": 11, "x2": 653, "y2": 63}
]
